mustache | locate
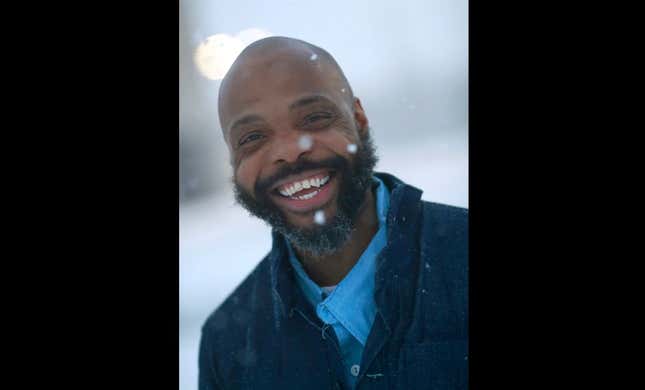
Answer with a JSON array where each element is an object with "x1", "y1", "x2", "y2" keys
[{"x1": 254, "y1": 155, "x2": 348, "y2": 198}]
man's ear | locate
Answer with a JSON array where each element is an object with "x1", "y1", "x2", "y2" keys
[{"x1": 353, "y1": 97, "x2": 369, "y2": 138}]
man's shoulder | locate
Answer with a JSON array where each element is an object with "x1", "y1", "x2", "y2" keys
[
  {"x1": 198, "y1": 250, "x2": 283, "y2": 386},
  {"x1": 200, "y1": 250, "x2": 275, "y2": 336},
  {"x1": 377, "y1": 172, "x2": 468, "y2": 228},
  {"x1": 417, "y1": 200, "x2": 468, "y2": 276},
  {"x1": 421, "y1": 200, "x2": 468, "y2": 218},
  {"x1": 419, "y1": 200, "x2": 468, "y2": 236},
  {"x1": 416, "y1": 201, "x2": 468, "y2": 336}
]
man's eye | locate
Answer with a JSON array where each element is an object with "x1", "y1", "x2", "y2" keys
[
  {"x1": 303, "y1": 112, "x2": 332, "y2": 125},
  {"x1": 239, "y1": 133, "x2": 265, "y2": 146}
]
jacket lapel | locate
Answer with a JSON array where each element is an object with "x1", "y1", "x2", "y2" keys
[{"x1": 358, "y1": 173, "x2": 424, "y2": 382}]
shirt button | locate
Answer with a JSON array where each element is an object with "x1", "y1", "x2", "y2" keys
[{"x1": 350, "y1": 364, "x2": 360, "y2": 377}]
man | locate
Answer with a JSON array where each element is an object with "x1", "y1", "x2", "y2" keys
[{"x1": 199, "y1": 36, "x2": 468, "y2": 390}]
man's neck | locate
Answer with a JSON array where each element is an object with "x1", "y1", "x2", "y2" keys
[{"x1": 294, "y1": 187, "x2": 379, "y2": 287}]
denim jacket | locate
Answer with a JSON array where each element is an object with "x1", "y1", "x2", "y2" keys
[{"x1": 199, "y1": 172, "x2": 469, "y2": 390}]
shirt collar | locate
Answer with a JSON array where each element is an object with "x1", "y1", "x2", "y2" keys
[
  {"x1": 268, "y1": 172, "x2": 425, "y2": 338},
  {"x1": 285, "y1": 176, "x2": 390, "y2": 345}
]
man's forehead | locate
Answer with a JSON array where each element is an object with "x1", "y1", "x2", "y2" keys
[{"x1": 219, "y1": 51, "x2": 346, "y2": 133}]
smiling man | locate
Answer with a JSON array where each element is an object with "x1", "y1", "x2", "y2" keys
[{"x1": 199, "y1": 37, "x2": 468, "y2": 390}]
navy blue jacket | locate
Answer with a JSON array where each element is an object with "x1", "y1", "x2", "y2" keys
[{"x1": 199, "y1": 172, "x2": 468, "y2": 389}]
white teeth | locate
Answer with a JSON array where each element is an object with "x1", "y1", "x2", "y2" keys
[
  {"x1": 278, "y1": 175, "x2": 331, "y2": 197},
  {"x1": 296, "y1": 190, "x2": 319, "y2": 200},
  {"x1": 280, "y1": 185, "x2": 296, "y2": 197}
]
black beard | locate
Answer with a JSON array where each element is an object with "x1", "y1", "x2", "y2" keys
[{"x1": 233, "y1": 132, "x2": 378, "y2": 257}]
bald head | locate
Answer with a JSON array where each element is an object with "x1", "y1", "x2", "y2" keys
[
  {"x1": 219, "y1": 36, "x2": 375, "y2": 248},
  {"x1": 218, "y1": 37, "x2": 356, "y2": 143}
]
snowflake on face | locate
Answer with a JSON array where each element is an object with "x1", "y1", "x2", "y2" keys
[
  {"x1": 298, "y1": 135, "x2": 313, "y2": 151},
  {"x1": 314, "y1": 210, "x2": 326, "y2": 225}
]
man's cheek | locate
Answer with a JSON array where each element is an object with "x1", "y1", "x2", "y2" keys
[
  {"x1": 234, "y1": 161, "x2": 257, "y2": 196},
  {"x1": 315, "y1": 131, "x2": 357, "y2": 160}
]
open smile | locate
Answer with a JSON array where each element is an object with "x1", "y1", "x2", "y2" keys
[{"x1": 269, "y1": 169, "x2": 338, "y2": 214}]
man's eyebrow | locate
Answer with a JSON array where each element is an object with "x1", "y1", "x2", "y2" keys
[
  {"x1": 288, "y1": 95, "x2": 334, "y2": 111},
  {"x1": 229, "y1": 114, "x2": 265, "y2": 134}
]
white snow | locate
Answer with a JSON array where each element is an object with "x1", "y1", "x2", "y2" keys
[
  {"x1": 298, "y1": 135, "x2": 313, "y2": 151},
  {"x1": 314, "y1": 210, "x2": 326, "y2": 225}
]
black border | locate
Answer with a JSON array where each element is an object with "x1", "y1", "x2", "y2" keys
[
  {"x1": 13, "y1": 0, "x2": 594, "y2": 388},
  {"x1": 26, "y1": 2, "x2": 182, "y2": 388}
]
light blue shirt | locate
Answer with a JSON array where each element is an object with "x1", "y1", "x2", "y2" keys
[{"x1": 286, "y1": 176, "x2": 390, "y2": 388}]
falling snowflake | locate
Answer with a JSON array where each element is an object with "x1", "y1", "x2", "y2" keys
[
  {"x1": 347, "y1": 143, "x2": 357, "y2": 154},
  {"x1": 298, "y1": 135, "x2": 313, "y2": 151},
  {"x1": 310, "y1": 53, "x2": 318, "y2": 61},
  {"x1": 314, "y1": 210, "x2": 326, "y2": 225}
]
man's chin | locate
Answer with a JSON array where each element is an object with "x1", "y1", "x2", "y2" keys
[
  {"x1": 279, "y1": 200, "x2": 339, "y2": 230},
  {"x1": 279, "y1": 202, "x2": 353, "y2": 257}
]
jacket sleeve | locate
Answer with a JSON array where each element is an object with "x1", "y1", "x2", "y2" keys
[{"x1": 198, "y1": 326, "x2": 223, "y2": 390}]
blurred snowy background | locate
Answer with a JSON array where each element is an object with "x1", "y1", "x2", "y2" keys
[{"x1": 180, "y1": 0, "x2": 467, "y2": 388}]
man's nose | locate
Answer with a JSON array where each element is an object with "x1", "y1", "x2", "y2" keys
[{"x1": 270, "y1": 132, "x2": 311, "y2": 165}]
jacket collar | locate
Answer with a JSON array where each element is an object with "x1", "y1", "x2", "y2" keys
[
  {"x1": 372, "y1": 172, "x2": 424, "y2": 333},
  {"x1": 268, "y1": 172, "x2": 424, "y2": 331}
]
